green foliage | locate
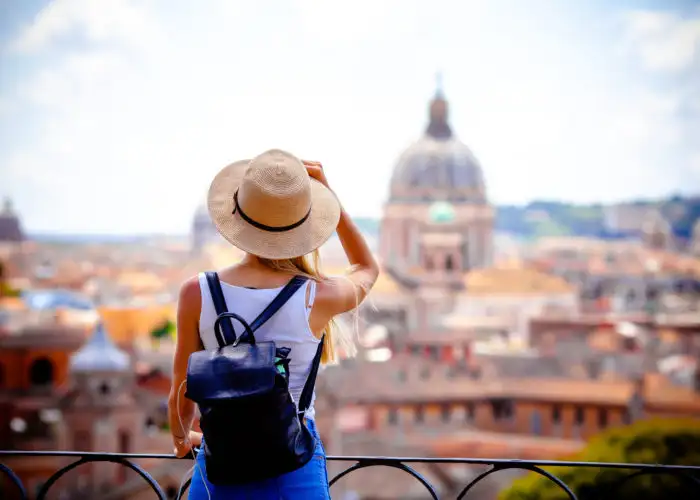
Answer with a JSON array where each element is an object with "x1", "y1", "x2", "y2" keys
[
  {"x1": 150, "y1": 319, "x2": 176, "y2": 340},
  {"x1": 0, "y1": 261, "x2": 21, "y2": 297},
  {"x1": 495, "y1": 195, "x2": 700, "y2": 239},
  {"x1": 0, "y1": 281, "x2": 21, "y2": 297},
  {"x1": 500, "y1": 419, "x2": 700, "y2": 500}
]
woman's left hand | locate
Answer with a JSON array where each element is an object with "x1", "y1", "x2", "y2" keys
[
  {"x1": 174, "y1": 440, "x2": 193, "y2": 458},
  {"x1": 173, "y1": 431, "x2": 202, "y2": 458}
]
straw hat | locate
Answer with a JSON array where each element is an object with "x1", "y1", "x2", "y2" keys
[{"x1": 207, "y1": 149, "x2": 341, "y2": 259}]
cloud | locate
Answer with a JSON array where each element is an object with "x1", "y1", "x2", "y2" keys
[
  {"x1": 292, "y1": 0, "x2": 420, "y2": 44},
  {"x1": 616, "y1": 6, "x2": 700, "y2": 188},
  {"x1": 7, "y1": 0, "x2": 163, "y2": 55},
  {"x1": 3, "y1": 0, "x2": 700, "y2": 233},
  {"x1": 621, "y1": 8, "x2": 700, "y2": 73}
]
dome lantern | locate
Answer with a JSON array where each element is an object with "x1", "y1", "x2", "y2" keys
[{"x1": 388, "y1": 77, "x2": 486, "y2": 203}]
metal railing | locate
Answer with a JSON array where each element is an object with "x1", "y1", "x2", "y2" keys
[{"x1": 1, "y1": 450, "x2": 700, "y2": 499}]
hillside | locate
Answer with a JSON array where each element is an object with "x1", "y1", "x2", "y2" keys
[{"x1": 358, "y1": 196, "x2": 700, "y2": 241}]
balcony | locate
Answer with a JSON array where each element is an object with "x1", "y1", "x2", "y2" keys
[{"x1": 1, "y1": 450, "x2": 699, "y2": 499}]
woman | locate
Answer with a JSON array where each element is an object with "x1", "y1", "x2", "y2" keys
[{"x1": 168, "y1": 149, "x2": 379, "y2": 499}]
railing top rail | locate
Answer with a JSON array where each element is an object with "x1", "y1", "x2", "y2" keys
[
  {"x1": 1, "y1": 449, "x2": 699, "y2": 472},
  {"x1": 2, "y1": 450, "x2": 700, "y2": 500}
]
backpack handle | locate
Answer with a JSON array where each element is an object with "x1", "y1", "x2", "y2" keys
[{"x1": 214, "y1": 312, "x2": 256, "y2": 346}]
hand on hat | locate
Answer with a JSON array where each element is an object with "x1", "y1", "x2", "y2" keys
[{"x1": 303, "y1": 160, "x2": 330, "y2": 188}]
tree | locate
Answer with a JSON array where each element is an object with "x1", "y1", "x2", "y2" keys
[
  {"x1": 150, "y1": 319, "x2": 176, "y2": 347},
  {"x1": 0, "y1": 260, "x2": 20, "y2": 298},
  {"x1": 500, "y1": 418, "x2": 700, "y2": 500}
]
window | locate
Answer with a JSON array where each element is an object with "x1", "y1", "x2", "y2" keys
[
  {"x1": 622, "y1": 409, "x2": 632, "y2": 425},
  {"x1": 504, "y1": 400, "x2": 515, "y2": 420},
  {"x1": 530, "y1": 411, "x2": 542, "y2": 435},
  {"x1": 466, "y1": 402, "x2": 475, "y2": 421},
  {"x1": 441, "y1": 404, "x2": 451, "y2": 423},
  {"x1": 445, "y1": 255, "x2": 454, "y2": 271},
  {"x1": 415, "y1": 406, "x2": 425, "y2": 424},
  {"x1": 118, "y1": 430, "x2": 131, "y2": 483},
  {"x1": 598, "y1": 408, "x2": 608, "y2": 428},
  {"x1": 575, "y1": 406, "x2": 585, "y2": 426},
  {"x1": 73, "y1": 431, "x2": 91, "y2": 451},
  {"x1": 29, "y1": 358, "x2": 54, "y2": 386},
  {"x1": 118, "y1": 430, "x2": 131, "y2": 454},
  {"x1": 388, "y1": 408, "x2": 398, "y2": 425},
  {"x1": 552, "y1": 405, "x2": 562, "y2": 424}
]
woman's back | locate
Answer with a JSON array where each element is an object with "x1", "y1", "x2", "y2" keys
[
  {"x1": 196, "y1": 273, "x2": 321, "y2": 418},
  {"x1": 169, "y1": 151, "x2": 379, "y2": 499}
]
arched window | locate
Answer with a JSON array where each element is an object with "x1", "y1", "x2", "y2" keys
[
  {"x1": 98, "y1": 381, "x2": 112, "y2": 396},
  {"x1": 29, "y1": 358, "x2": 54, "y2": 387}
]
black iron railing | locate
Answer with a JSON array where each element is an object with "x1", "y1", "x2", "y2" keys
[{"x1": 1, "y1": 450, "x2": 700, "y2": 499}]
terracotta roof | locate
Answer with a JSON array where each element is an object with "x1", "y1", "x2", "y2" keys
[
  {"x1": 423, "y1": 429, "x2": 584, "y2": 460},
  {"x1": 323, "y1": 356, "x2": 700, "y2": 410},
  {"x1": 464, "y1": 266, "x2": 575, "y2": 295}
]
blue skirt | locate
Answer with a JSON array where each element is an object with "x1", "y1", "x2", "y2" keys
[{"x1": 188, "y1": 418, "x2": 331, "y2": 499}]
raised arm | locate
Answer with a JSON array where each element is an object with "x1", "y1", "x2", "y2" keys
[
  {"x1": 304, "y1": 161, "x2": 380, "y2": 317},
  {"x1": 167, "y1": 276, "x2": 203, "y2": 457}
]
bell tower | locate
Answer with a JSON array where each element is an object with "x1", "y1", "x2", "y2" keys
[{"x1": 59, "y1": 322, "x2": 142, "y2": 495}]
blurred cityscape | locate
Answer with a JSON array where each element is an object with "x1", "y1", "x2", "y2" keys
[{"x1": 1, "y1": 86, "x2": 700, "y2": 499}]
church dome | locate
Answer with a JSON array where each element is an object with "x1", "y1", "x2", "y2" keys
[
  {"x1": 389, "y1": 86, "x2": 486, "y2": 203},
  {"x1": 70, "y1": 322, "x2": 130, "y2": 372}
]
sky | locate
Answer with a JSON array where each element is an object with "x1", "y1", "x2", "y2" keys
[{"x1": 0, "y1": 0, "x2": 699, "y2": 235}]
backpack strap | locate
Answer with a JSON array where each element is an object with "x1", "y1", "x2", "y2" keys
[
  {"x1": 205, "y1": 273, "x2": 309, "y2": 347},
  {"x1": 205, "y1": 271, "x2": 235, "y2": 348},
  {"x1": 241, "y1": 276, "x2": 308, "y2": 344},
  {"x1": 298, "y1": 334, "x2": 325, "y2": 419}
]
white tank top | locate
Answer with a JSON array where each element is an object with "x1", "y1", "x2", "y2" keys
[{"x1": 197, "y1": 273, "x2": 321, "y2": 419}]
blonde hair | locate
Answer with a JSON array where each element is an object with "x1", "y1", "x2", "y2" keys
[{"x1": 257, "y1": 250, "x2": 359, "y2": 365}]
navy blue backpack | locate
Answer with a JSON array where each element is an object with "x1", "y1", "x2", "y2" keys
[{"x1": 185, "y1": 272, "x2": 324, "y2": 485}]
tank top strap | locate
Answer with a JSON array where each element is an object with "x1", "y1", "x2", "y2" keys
[{"x1": 304, "y1": 280, "x2": 317, "y2": 318}]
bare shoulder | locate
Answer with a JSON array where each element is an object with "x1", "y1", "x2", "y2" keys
[
  {"x1": 314, "y1": 268, "x2": 377, "y2": 316},
  {"x1": 178, "y1": 276, "x2": 202, "y2": 312}
]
